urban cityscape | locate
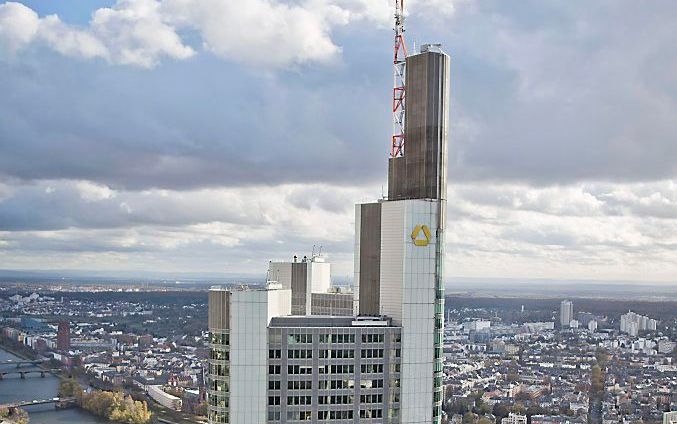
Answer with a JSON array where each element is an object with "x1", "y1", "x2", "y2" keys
[{"x1": 1, "y1": 1, "x2": 676, "y2": 424}]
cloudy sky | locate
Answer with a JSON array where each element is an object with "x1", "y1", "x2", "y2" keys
[{"x1": 0, "y1": 0, "x2": 676, "y2": 283}]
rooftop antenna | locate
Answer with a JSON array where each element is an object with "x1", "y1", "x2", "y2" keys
[{"x1": 391, "y1": 0, "x2": 407, "y2": 158}]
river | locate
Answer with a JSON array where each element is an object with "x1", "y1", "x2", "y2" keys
[{"x1": 0, "y1": 348, "x2": 108, "y2": 423}]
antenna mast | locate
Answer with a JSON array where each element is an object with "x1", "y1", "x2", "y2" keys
[{"x1": 391, "y1": 0, "x2": 407, "y2": 158}]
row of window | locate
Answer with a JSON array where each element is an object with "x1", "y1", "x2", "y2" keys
[
  {"x1": 268, "y1": 363, "x2": 396, "y2": 376},
  {"x1": 209, "y1": 363, "x2": 229, "y2": 377},
  {"x1": 317, "y1": 410, "x2": 353, "y2": 420},
  {"x1": 288, "y1": 334, "x2": 312, "y2": 344},
  {"x1": 209, "y1": 332, "x2": 229, "y2": 345},
  {"x1": 288, "y1": 380, "x2": 312, "y2": 390},
  {"x1": 318, "y1": 334, "x2": 355, "y2": 343},
  {"x1": 269, "y1": 378, "x2": 385, "y2": 391},
  {"x1": 288, "y1": 365, "x2": 314, "y2": 375},
  {"x1": 360, "y1": 409, "x2": 383, "y2": 418},
  {"x1": 361, "y1": 394, "x2": 383, "y2": 404},
  {"x1": 319, "y1": 349, "x2": 354, "y2": 359},
  {"x1": 270, "y1": 393, "x2": 385, "y2": 407},
  {"x1": 318, "y1": 395, "x2": 353, "y2": 405},
  {"x1": 287, "y1": 396, "x2": 312, "y2": 406},
  {"x1": 268, "y1": 409, "x2": 390, "y2": 421},
  {"x1": 209, "y1": 379, "x2": 229, "y2": 392},
  {"x1": 318, "y1": 379, "x2": 353, "y2": 390},
  {"x1": 361, "y1": 348, "x2": 384, "y2": 358},
  {"x1": 362, "y1": 334, "x2": 385, "y2": 343},
  {"x1": 210, "y1": 349, "x2": 229, "y2": 360}
]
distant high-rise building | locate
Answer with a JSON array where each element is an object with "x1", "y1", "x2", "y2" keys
[
  {"x1": 57, "y1": 320, "x2": 70, "y2": 351},
  {"x1": 560, "y1": 300, "x2": 574, "y2": 327},
  {"x1": 620, "y1": 311, "x2": 657, "y2": 336}
]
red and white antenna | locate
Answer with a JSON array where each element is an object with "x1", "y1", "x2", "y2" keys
[{"x1": 391, "y1": 0, "x2": 407, "y2": 158}]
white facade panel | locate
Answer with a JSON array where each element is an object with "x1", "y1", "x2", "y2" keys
[
  {"x1": 354, "y1": 205, "x2": 361, "y2": 316},
  {"x1": 379, "y1": 201, "x2": 406, "y2": 322},
  {"x1": 229, "y1": 288, "x2": 291, "y2": 424},
  {"x1": 379, "y1": 199, "x2": 439, "y2": 424}
]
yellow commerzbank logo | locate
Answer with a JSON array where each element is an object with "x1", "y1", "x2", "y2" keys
[{"x1": 411, "y1": 224, "x2": 431, "y2": 246}]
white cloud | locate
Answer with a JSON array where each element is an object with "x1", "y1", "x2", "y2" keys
[
  {"x1": 89, "y1": 0, "x2": 194, "y2": 67},
  {"x1": 0, "y1": 2, "x2": 39, "y2": 53},
  {"x1": 0, "y1": 0, "x2": 407, "y2": 68},
  {"x1": 0, "y1": 0, "x2": 192, "y2": 67},
  {"x1": 76, "y1": 181, "x2": 117, "y2": 202},
  {"x1": 1, "y1": 178, "x2": 676, "y2": 281}
]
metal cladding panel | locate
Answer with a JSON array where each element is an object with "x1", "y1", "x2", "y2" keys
[
  {"x1": 354, "y1": 205, "x2": 361, "y2": 315},
  {"x1": 357, "y1": 202, "x2": 382, "y2": 316},
  {"x1": 388, "y1": 49, "x2": 450, "y2": 202},
  {"x1": 290, "y1": 262, "x2": 308, "y2": 315},
  {"x1": 208, "y1": 289, "x2": 230, "y2": 331},
  {"x1": 379, "y1": 201, "x2": 406, "y2": 323},
  {"x1": 268, "y1": 262, "x2": 292, "y2": 289}
]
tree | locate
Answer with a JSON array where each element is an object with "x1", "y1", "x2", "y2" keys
[
  {"x1": 463, "y1": 412, "x2": 477, "y2": 424},
  {"x1": 493, "y1": 403, "x2": 510, "y2": 421}
]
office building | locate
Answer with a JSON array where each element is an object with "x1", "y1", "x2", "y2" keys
[
  {"x1": 560, "y1": 300, "x2": 573, "y2": 327},
  {"x1": 57, "y1": 320, "x2": 70, "y2": 351},
  {"x1": 208, "y1": 44, "x2": 449, "y2": 424}
]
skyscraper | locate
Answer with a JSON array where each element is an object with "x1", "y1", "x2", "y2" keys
[
  {"x1": 207, "y1": 44, "x2": 450, "y2": 424},
  {"x1": 57, "y1": 320, "x2": 70, "y2": 351},
  {"x1": 560, "y1": 300, "x2": 574, "y2": 327},
  {"x1": 355, "y1": 43, "x2": 449, "y2": 423}
]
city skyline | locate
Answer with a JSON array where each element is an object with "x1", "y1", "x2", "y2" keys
[{"x1": 1, "y1": 0, "x2": 677, "y2": 283}]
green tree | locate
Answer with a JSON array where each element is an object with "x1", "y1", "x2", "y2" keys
[
  {"x1": 493, "y1": 403, "x2": 510, "y2": 421},
  {"x1": 463, "y1": 412, "x2": 477, "y2": 424}
]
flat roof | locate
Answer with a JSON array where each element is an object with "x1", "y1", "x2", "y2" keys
[{"x1": 270, "y1": 316, "x2": 399, "y2": 328}]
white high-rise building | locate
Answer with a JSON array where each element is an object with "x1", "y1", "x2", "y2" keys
[
  {"x1": 208, "y1": 44, "x2": 450, "y2": 424},
  {"x1": 620, "y1": 311, "x2": 658, "y2": 336},
  {"x1": 560, "y1": 300, "x2": 574, "y2": 327}
]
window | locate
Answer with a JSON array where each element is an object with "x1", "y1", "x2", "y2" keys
[
  {"x1": 268, "y1": 380, "x2": 280, "y2": 390},
  {"x1": 269, "y1": 365, "x2": 281, "y2": 374},
  {"x1": 269, "y1": 349, "x2": 281, "y2": 359},
  {"x1": 268, "y1": 396, "x2": 280, "y2": 406}
]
